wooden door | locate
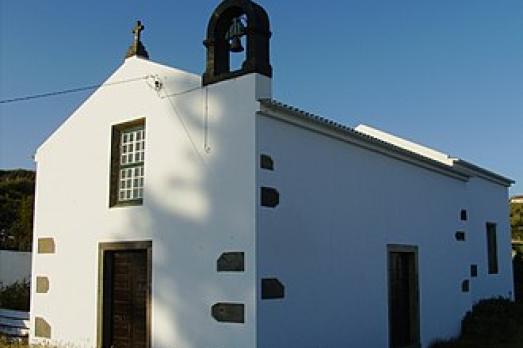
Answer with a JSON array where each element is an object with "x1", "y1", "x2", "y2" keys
[
  {"x1": 103, "y1": 250, "x2": 148, "y2": 348},
  {"x1": 388, "y1": 246, "x2": 420, "y2": 348}
]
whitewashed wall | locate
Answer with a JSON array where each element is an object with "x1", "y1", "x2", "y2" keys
[
  {"x1": 31, "y1": 56, "x2": 271, "y2": 347},
  {"x1": 0, "y1": 250, "x2": 31, "y2": 287},
  {"x1": 255, "y1": 113, "x2": 512, "y2": 348},
  {"x1": 466, "y1": 177, "x2": 513, "y2": 302}
]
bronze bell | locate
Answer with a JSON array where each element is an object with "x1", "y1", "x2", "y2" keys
[
  {"x1": 230, "y1": 36, "x2": 244, "y2": 52},
  {"x1": 227, "y1": 17, "x2": 245, "y2": 52}
]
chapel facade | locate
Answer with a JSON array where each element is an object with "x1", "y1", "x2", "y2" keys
[{"x1": 30, "y1": 1, "x2": 514, "y2": 348}]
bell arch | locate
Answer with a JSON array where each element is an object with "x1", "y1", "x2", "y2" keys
[{"x1": 202, "y1": 0, "x2": 272, "y2": 86}]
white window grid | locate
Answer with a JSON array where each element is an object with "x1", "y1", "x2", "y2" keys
[
  {"x1": 119, "y1": 166, "x2": 144, "y2": 201},
  {"x1": 118, "y1": 127, "x2": 145, "y2": 202},
  {"x1": 120, "y1": 128, "x2": 145, "y2": 166}
]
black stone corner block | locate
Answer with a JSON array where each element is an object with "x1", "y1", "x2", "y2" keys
[
  {"x1": 470, "y1": 264, "x2": 478, "y2": 277},
  {"x1": 455, "y1": 231, "x2": 466, "y2": 241},
  {"x1": 460, "y1": 209, "x2": 468, "y2": 221},
  {"x1": 461, "y1": 279, "x2": 470, "y2": 293},
  {"x1": 260, "y1": 154, "x2": 274, "y2": 171},
  {"x1": 217, "y1": 252, "x2": 245, "y2": 272},
  {"x1": 261, "y1": 187, "x2": 279, "y2": 208},
  {"x1": 261, "y1": 278, "x2": 285, "y2": 300},
  {"x1": 211, "y1": 303, "x2": 245, "y2": 324}
]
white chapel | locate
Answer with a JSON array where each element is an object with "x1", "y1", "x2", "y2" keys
[{"x1": 30, "y1": 1, "x2": 514, "y2": 347}]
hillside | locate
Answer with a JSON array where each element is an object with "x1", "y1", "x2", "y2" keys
[
  {"x1": 512, "y1": 200, "x2": 523, "y2": 241},
  {"x1": 0, "y1": 169, "x2": 35, "y2": 251}
]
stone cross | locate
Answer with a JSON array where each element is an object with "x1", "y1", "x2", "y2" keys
[
  {"x1": 125, "y1": 20, "x2": 149, "y2": 59},
  {"x1": 133, "y1": 21, "x2": 145, "y2": 43}
]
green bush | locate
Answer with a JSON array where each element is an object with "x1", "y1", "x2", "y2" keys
[
  {"x1": 0, "y1": 336, "x2": 27, "y2": 347},
  {"x1": 0, "y1": 169, "x2": 35, "y2": 251},
  {"x1": 511, "y1": 202, "x2": 523, "y2": 241},
  {"x1": 0, "y1": 281, "x2": 30, "y2": 311},
  {"x1": 461, "y1": 297, "x2": 522, "y2": 344},
  {"x1": 429, "y1": 298, "x2": 523, "y2": 348}
]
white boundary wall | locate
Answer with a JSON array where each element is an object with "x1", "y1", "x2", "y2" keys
[{"x1": 0, "y1": 250, "x2": 31, "y2": 288}]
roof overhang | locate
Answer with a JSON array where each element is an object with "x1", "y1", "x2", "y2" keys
[
  {"x1": 453, "y1": 160, "x2": 514, "y2": 187},
  {"x1": 258, "y1": 99, "x2": 514, "y2": 187},
  {"x1": 258, "y1": 99, "x2": 471, "y2": 182}
]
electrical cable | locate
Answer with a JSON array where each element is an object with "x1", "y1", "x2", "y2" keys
[
  {"x1": 158, "y1": 78, "x2": 209, "y2": 167},
  {"x1": 0, "y1": 76, "x2": 150, "y2": 104},
  {"x1": 160, "y1": 86, "x2": 201, "y2": 98}
]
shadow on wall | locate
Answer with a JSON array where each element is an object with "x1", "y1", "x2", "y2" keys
[{"x1": 107, "y1": 88, "x2": 255, "y2": 348}]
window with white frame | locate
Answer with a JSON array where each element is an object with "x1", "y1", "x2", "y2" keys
[
  {"x1": 119, "y1": 128, "x2": 145, "y2": 201},
  {"x1": 110, "y1": 119, "x2": 145, "y2": 207}
]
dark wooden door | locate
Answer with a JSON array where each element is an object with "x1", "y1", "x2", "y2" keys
[
  {"x1": 388, "y1": 249, "x2": 419, "y2": 348},
  {"x1": 103, "y1": 250, "x2": 148, "y2": 348}
]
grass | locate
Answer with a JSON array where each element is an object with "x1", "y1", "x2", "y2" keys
[
  {"x1": 0, "y1": 337, "x2": 27, "y2": 348},
  {"x1": 0, "y1": 337, "x2": 56, "y2": 348}
]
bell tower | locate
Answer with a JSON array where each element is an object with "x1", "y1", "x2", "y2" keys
[{"x1": 202, "y1": 0, "x2": 272, "y2": 86}]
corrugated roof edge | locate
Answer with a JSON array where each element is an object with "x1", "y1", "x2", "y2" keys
[
  {"x1": 454, "y1": 160, "x2": 514, "y2": 186},
  {"x1": 258, "y1": 99, "x2": 514, "y2": 187}
]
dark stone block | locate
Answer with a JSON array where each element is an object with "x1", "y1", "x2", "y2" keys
[
  {"x1": 38, "y1": 238, "x2": 55, "y2": 254},
  {"x1": 261, "y1": 278, "x2": 285, "y2": 299},
  {"x1": 35, "y1": 317, "x2": 51, "y2": 338},
  {"x1": 461, "y1": 209, "x2": 468, "y2": 221},
  {"x1": 36, "y1": 276, "x2": 49, "y2": 293},
  {"x1": 462, "y1": 279, "x2": 470, "y2": 293},
  {"x1": 260, "y1": 154, "x2": 274, "y2": 171},
  {"x1": 211, "y1": 303, "x2": 245, "y2": 323},
  {"x1": 217, "y1": 252, "x2": 245, "y2": 272},
  {"x1": 471, "y1": 264, "x2": 478, "y2": 277},
  {"x1": 455, "y1": 231, "x2": 466, "y2": 241},
  {"x1": 261, "y1": 187, "x2": 279, "y2": 208}
]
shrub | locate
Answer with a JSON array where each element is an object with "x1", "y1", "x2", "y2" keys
[
  {"x1": 0, "y1": 336, "x2": 27, "y2": 347},
  {"x1": 0, "y1": 336, "x2": 61, "y2": 348},
  {"x1": 429, "y1": 298, "x2": 523, "y2": 348},
  {"x1": 0, "y1": 281, "x2": 30, "y2": 311},
  {"x1": 461, "y1": 297, "x2": 522, "y2": 345}
]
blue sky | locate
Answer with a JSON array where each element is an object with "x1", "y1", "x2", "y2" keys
[{"x1": 1, "y1": 0, "x2": 522, "y2": 195}]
